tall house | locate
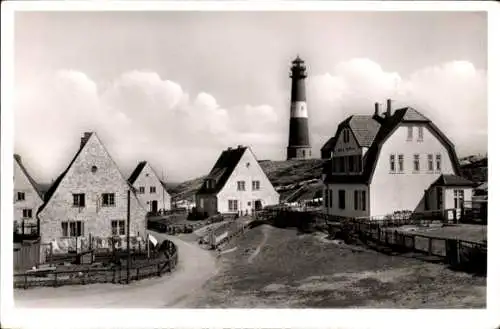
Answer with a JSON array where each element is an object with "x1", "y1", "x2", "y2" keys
[
  {"x1": 287, "y1": 56, "x2": 312, "y2": 160},
  {"x1": 195, "y1": 145, "x2": 280, "y2": 216},
  {"x1": 321, "y1": 99, "x2": 475, "y2": 219},
  {"x1": 128, "y1": 161, "x2": 172, "y2": 214},
  {"x1": 37, "y1": 132, "x2": 148, "y2": 244},
  {"x1": 13, "y1": 154, "x2": 44, "y2": 232}
]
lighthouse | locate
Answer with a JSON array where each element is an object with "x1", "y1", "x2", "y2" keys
[{"x1": 287, "y1": 55, "x2": 312, "y2": 160}]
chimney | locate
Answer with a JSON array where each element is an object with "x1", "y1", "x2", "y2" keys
[
  {"x1": 386, "y1": 99, "x2": 392, "y2": 117},
  {"x1": 237, "y1": 145, "x2": 244, "y2": 149},
  {"x1": 374, "y1": 102, "x2": 380, "y2": 117},
  {"x1": 80, "y1": 132, "x2": 93, "y2": 148},
  {"x1": 14, "y1": 154, "x2": 21, "y2": 163}
]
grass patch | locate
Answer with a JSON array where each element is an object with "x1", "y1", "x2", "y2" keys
[{"x1": 185, "y1": 225, "x2": 486, "y2": 308}]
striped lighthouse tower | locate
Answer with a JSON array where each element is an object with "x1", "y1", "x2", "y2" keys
[{"x1": 287, "y1": 55, "x2": 312, "y2": 160}]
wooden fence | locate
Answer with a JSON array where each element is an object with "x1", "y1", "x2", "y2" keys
[
  {"x1": 14, "y1": 239, "x2": 179, "y2": 289},
  {"x1": 344, "y1": 219, "x2": 487, "y2": 273},
  {"x1": 14, "y1": 241, "x2": 50, "y2": 271}
]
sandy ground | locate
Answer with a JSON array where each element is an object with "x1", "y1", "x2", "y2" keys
[
  {"x1": 14, "y1": 231, "x2": 218, "y2": 308},
  {"x1": 183, "y1": 224, "x2": 486, "y2": 308}
]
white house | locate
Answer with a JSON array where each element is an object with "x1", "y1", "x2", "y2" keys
[
  {"x1": 128, "y1": 161, "x2": 171, "y2": 214},
  {"x1": 13, "y1": 154, "x2": 44, "y2": 233},
  {"x1": 321, "y1": 99, "x2": 474, "y2": 219},
  {"x1": 195, "y1": 145, "x2": 280, "y2": 216},
  {"x1": 37, "y1": 132, "x2": 148, "y2": 245}
]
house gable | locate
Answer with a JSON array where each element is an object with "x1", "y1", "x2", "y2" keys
[
  {"x1": 37, "y1": 132, "x2": 148, "y2": 243},
  {"x1": 129, "y1": 161, "x2": 171, "y2": 210},
  {"x1": 14, "y1": 155, "x2": 43, "y2": 203}
]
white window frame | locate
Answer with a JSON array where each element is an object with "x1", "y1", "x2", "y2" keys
[
  {"x1": 417, "y1": 126, "x2": 424, "y2": 141},
  {"x1": 398, "y1": 154, "x2": 404, "y2": 172},
  {"x1": 111, "y1": 220, "x2": 126, "y2": 236},
  {"x1": 413, "y1": 154, "x2": 420, "y2": 172},
  {"x1": 252, "y1": 180, "x2": 260, "y2": 191},
  {"x1": 102, "y1": 193, "x2": 115, "y2": 207},
  {"x1": 407, "y1": 126, "x2": 413, "y2": 141},
  {"x1": 428, "y1": 154, "x2": 434, "y2": 171},
  {"x1": 436, "y1": 154, "x2": 442, "y2": 171},
  {"x1": 237, "y1": 181, "x2": 246, "y2": 191},
  {"x1": 22, "y1": 208, "x2": 32, "y2": 218},
  {"x1": 390, "y1": 154, "x2": 396, "y2": 172}
]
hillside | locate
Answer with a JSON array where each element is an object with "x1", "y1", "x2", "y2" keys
[
  {"x1": 170, "y1": 156, "x2": 487, "y2": 203},
  {"x1": 170, "y1": 159, "x2": 325, "y2": 202}
]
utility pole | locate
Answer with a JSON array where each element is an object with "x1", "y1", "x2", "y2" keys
[{"x1": 126, "y1": 189, "x2": 131, "y2": 284}]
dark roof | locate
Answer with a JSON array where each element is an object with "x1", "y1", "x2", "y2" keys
[
  {"x1": 128, "y1": 161, "x2": 147, "y2": 184},
  {"x1": 324, "y1": 107, "x2": 462, "y2": 185},
  {"x1": 430, "y1": 174, "x2": 475, "y2": 187},
  {"x1": 14, "y1": 154, "x2": 43, "y2": 199},
  {"x1": 320, "y1": 115, "x2": 381, "y2": 155},
  {"x1": 196, "y1": 146, "x2": 247, "y2": 194}
]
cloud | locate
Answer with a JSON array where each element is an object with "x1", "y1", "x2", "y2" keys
[
  {"x1": 308, "y1": 58, "x2": 487, "y2": 156},
  {"x1": 14, "y1": 70, "x2": 281, "y2": 182},
  {"x1": 14, "y1": 58, "x2": 486, "y2": 182}
]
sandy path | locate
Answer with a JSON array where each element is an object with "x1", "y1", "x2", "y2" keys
[
  {"x1": 247, "y1": 225, "x2": 270, "y2": 263},
  {"x1": 14, "y1": 232, "x2": 218, "y2": 308}
]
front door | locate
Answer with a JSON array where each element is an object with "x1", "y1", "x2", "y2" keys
[
  {"x1": 151, "y1": 200, "x2": 158, "y2": 213},
  {"x1": 254, "y1": 200, "x2": 263, "y2": 211}
]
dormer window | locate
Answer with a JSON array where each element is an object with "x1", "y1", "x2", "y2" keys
[{"x1": 205, "y1": 179, "x2": 215, "y2": 189}]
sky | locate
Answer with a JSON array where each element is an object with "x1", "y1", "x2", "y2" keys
[{"x1": 13, "y1": 11, "x2": 487, "y2": 183}]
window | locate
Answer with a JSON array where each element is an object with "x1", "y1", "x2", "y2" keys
[
  {"x1": 354, "y1": 190, "x2": 366, "y2": 211},
  {"x1": 91, "y1": 165, "x2": 98, "y2": 173},
  {"x1": 398, "y1": 154, "x2": 404, "y2": 172},
  {"x1": 436, "y1": 154, "x2": 442, "y2": 171},
  {"x1": 343, "y1": 130, "x2": 349, "y2": 143},
  {"x1": 22, "y1": 209, "x2": 32, "y2": 218},
  {"x1": 73, "y1": 193, "x2": 85, "y2": 207},
  {"x1": 150, "y1": 186, "x2": 156, "y2": 194},
  {"x1": 338, "y1": 190, "x2": 346, "y2": 209},
  {"x1": 17, "y1": 192, "x2": 25, "y2": 201},
  {"x1": 413, "y1": 154, "x2": 420, "y2": 172},
  {"x1": 252, "y1": 181, "x2": 260, "y2": 191},
  {"x1": 428, "y1": 154, "x2": 434, "y2": 171},
  {"x1": 228, "y1": 200, "x2": 238, "y2": 211},
  {"x1": 138, "y1": 186, "x2": 145, "y2": 194},
  {"x1": 324, "y1": 189, "x2": 329, "y2": 208},
  {"x1": 407, "y1": 126, "x2": 413, "y2": 140},
  {"x1": 418, "y1": 126, "x2": 424, "y2": 141},
  {"x1": 454, "y1": 189, "x2": 465, "y2": 209},
  {"x1": 390, "y1": 154, "x2": 396, "y2": 172},
  {"x1": 348, "y1": 156, "x2": 355, "y2": 172},
  {"x1": 102, "y1": 193, "x2": 115, "y2": 206},
  {"x1": 237, "y1": 181, "x2": 246, "y2": 191},
  {"x1": 332, "y1": 158, "x2": 337, "y2": 173},
  {"x1": 111, "y1": 220, "x2": 126, "y2": 236},
  {"x1": 329, "y1": 189, "x2": 333, "y2": 208},
  {"x1": 62, "y1": 221, "x2": 83, "y2": 237}
]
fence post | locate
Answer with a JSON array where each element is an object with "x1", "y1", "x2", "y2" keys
[
  {"x1": 54, "y1": 271, "x2": 58, "y2": 287},
  {"x1": 24, "y1": 274, "x2": 28, "y2": 289},
  {"x1": 157, "y1": 263, "x2": 161, "y2": 276}
]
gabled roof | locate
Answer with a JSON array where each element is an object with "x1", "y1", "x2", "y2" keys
[
  {"x1": 14, "y1": 154, "x2": 43, "y2": 199},
  {"x1": 38, "y1": 132, "x2": 143, "y2": 214},
  {"x1": 320, "y1": 115, "x2": 381, "y2": 155},
  {"x1": 196, "y1": 146, "x2": 247, "y2": 194},
  {"x1": 324, "y1": 106, "x2": 462, "y2": 185},
  {"x1": 128, "y1": 161, "x2": 147, "y2": 185},
  {"x1": 128, "y1": 161, "x2": 171, "y2": 194},
  {"x1": 430, "y1": 174, "x2": 475, "y2": 188}
]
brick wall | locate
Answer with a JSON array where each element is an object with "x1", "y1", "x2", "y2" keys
[{"x1": 38, "y1": 134, "x2": 147, "y2": 244}]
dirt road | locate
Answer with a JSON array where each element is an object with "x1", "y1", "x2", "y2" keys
[{"x1": 14, "y1": 232, "x2": 218, "y2": 308}]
